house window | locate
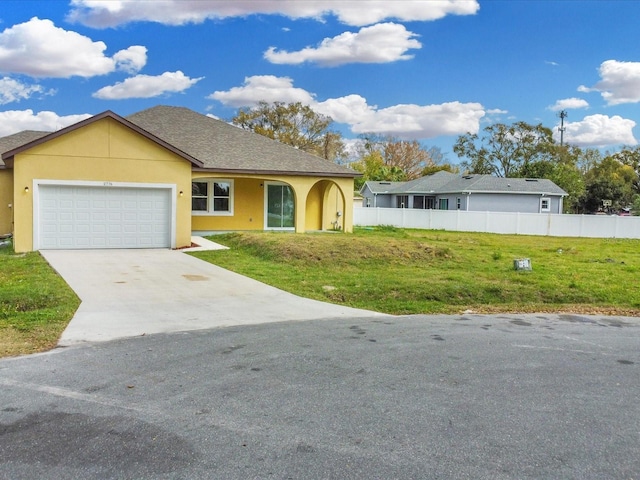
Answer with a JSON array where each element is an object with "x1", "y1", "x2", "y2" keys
[
  {"x1": 413, "y1": 196, "x2": 437, "y2": 209},
  {"x1": 396, "y1": 195, "x2": 408, "y2": 208},
  {"x1": 192, "y1": 180, "x2": 233, "y2": 215},
  {"x1": 540, "y1": 198, "x2": 550, "y2": 212},
  {"x1": 456, "y1": 197, "x2": 462, "y2": 210},
  {"x1": 439, "y1": 198, "x2": 449, "y2": 210}
]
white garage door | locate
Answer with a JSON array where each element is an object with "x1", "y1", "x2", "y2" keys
[{"x1": 38, "y1": 185, "x2": 172, "y2": 249}]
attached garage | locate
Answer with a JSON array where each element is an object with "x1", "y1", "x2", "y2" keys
[
  {"x1": 0, "y1": 111, "x2": 198, "y2": 252},
  {"x1": 35, "y1": 183, "x2": 174, "y2": 250}
]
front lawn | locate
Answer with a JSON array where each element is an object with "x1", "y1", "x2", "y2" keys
[
  {"x1": 0, "y1": 246, "x2": 80, "y2": 357},
  {"x1": 191, "y1": 227, "x2": 640, "y2": 316}
]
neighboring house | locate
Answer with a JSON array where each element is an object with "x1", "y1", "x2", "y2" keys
[
  {"x1": 0, "y1": 106, "x2": 358, "y2": 253},
  {"x1": 361, "y1": 171, "x2": 567, "y2": 214}
]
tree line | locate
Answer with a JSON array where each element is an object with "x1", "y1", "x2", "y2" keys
[{"x1": 232, "y1": 102, "x2": 640, "y2": 214}]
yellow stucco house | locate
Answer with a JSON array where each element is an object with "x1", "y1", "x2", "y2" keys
[{"x1": 0, "y1": 106, "x2": 358, "y2": 253}]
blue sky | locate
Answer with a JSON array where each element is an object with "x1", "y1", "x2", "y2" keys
[{"x1": 1, "y1": 0, "x2": 639, "y2": 163}]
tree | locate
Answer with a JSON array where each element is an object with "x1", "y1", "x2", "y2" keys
[
  {"x1": 454, "y1": 122, "x2": 555, "y2": 177},
  {"x1": 421, "y1": 163, "x2": 459, "y2": 176},
  {"x1": 355, "y1": 134, "x2": 437, "y2": 180},
  {"x1": 632, "y1": 194, "x2": 640, "y2": 215},
  {"x1": 519, "y1": 145, "x2": 586, "y2": 213},
  {"x1": 580, "y1": 156, "x2": 638, "y2": 213},
  {"x1": 232, "y1": 101, "x2": 345, "y2": 162},
  {"x1": 351, "y1": 151, "x2": 407, "y2": 190},
  {"x1": 383, "y1": 139, "x2": 436, "y2": 179},
  {"x1": 610, "y1": 146, "x2": 640, "y2": 193}
]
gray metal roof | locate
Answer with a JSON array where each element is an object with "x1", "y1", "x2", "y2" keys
[
  {"x1": 127, "y1": 106, "x2": 358, "y2": 177},
  {"x1": 363, "y1": 172, "x2": 567, "y2": 197}
]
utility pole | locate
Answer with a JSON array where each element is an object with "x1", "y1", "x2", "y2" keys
[{"x1": 558, "y1": 110, "x2": 567, "y2": 147}]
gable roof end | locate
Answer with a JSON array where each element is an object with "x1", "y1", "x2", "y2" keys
[{"x1": 0, "y1": 110, "x2": 204, "y2": 168}]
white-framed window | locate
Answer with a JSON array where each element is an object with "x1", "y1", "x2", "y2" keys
[
  {"x1": 192, "y1": 179, "x2": 234, "y2": 215},
  {"x1": 456, "y1": 197, "x2": 462, "y2": 210},
  {"x1": 540, "y1": 197, "x2": 550, "y2": 212}
]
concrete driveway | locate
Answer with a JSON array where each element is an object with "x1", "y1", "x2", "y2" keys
[{"x1": 41, "y1": 245, "x2": 385, "y2": 346}]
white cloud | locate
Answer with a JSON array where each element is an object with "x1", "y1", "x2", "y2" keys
[
  {"x1": 93, "y1": 71, "x2": 202, "y2": 99},
  {"x1": 264, "y1": 23, "x2": 421, "y2": 66},
  {"x1": 314, "y1": 95, "x2": 376, "y2": 124},
  {"x1": 560, "y1": 114, "x2": 637, "y2": 147},
  {"x1": 346, "y1": 102, "x2": 485, "y2": 138},
  {"x1": 0, "y1": 77, "x2": 53, "y2": 104},
  {"x1": 210, "y1": 75, "x2": 485, "y2": 139},
  {"x1": 0, "y1": 109, "x2": 91, "y2": 137},
  {"x1": 548, "y1": 97, "x2": 589, "y2": 111},
  {"x1": 582, "y1": 60, "x2": 640, "y2": 105},
  {"x1": 68, "y1": 0, "x2": 479, "y2": 27},
  {"x1": 208, "y1": 75, "x2": 316, "y2": 107},
  {"x1": 113, "y1": 46, "x2": 148, "y2": 74},
  {"x1": 0, "y1": 17, "x2": 146, "y2": 78}
]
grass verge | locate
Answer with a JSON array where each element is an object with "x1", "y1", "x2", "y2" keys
[
  {"x1": 191, "y1": 227, "x2": 640, "y2": 316},
  {"x1": 0, "y1": 245, "x2": 80, "y2": 357}
]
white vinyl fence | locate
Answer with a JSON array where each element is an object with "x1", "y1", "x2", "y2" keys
[{"x1": 354, "y1": 207, "x2": 640, "y2": 239}]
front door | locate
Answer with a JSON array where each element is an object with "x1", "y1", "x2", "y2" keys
[{"x1": 265, "y1": 183, "x2": 295, "y2": 229}]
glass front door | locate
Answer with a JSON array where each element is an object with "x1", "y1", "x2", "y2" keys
[{"x1": 266, "y1": 184, "x2": 295, "y2": 229}]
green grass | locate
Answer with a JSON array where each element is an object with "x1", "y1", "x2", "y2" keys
[
  {"x1": 191, "y1": 228, "x2": 640, "y2": 316},
  {"x1": 1, "y1": 227, "x2": 638, "y2": 358},
  {"x1": 0, "y1": 244, "x2": 80, "y2": 357}
]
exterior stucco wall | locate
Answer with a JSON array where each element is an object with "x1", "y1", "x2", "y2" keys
[
  {"x1": 191, "y1": 175, "x2": 265, "y2": 231},
  {"x1": 0, "y1": 169, "x2": 13, "y2": 235},
  {"x1": 321, "y1": 181, "x2": 347, "y2": 231},
  {"x1": 464, "y1": 193, "x2": 561, "y2": 213},
  {"x1": 191, "y1": 174, "x2": 354, "y2": 234},
  {"x1": 373, "y1": 191, "x2": 564, "y2": 214},
  {"x1": 361, "y1": 185, "x2": 396, "y2": 208},
  {"x1": 12, "y1": 118, "x2": 193, "y2": 252},
  {"x1": 305, "y1": 181, "x2": 324, "y2": 231},
  {"x1": 373, "y1": 194, "x2": 394, "y2": 208},
  {"x1": 435, "y1": 194, "x2": 466, "y2": 210}
]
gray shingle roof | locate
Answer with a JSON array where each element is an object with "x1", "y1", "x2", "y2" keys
[
  {"x1": 438, "y1": 175, "x2": 567, "y2": 195},
  {"x1": 363, "y1": 172, "x2": 567, "y2": 196},
  {"x1": 0, "y1": 106, "x2": 358, "y2": 178},
  {"x1": 127, "y1": 105, "x2": 358, "y2": 177},
  {"x1": 0, "y1": 131, "x2": 50, "y2": 167},
  {"x1": 362, "y1": 181, "x2": 406, "y2": 194},
  {"x1": 398, "y1": 171, "x2": 459, "y2": 193}
]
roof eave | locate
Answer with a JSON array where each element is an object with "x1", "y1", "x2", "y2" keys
[
  {"x1": 192, "y1": 167, "x2": 359, "y2": 178},
  {"x1": 443, "y1": 189, "x2": 567, "y2": 196}
]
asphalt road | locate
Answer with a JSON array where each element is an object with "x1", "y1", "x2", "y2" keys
[{"x1": 1, "y1": 313, "x2": 639, "y2": 479}]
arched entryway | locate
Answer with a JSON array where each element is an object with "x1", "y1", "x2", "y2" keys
[{"x1": 305, "y1": 180, "x2": 348, "y2": 231}]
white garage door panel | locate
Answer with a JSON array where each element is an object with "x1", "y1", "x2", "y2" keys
[{"x1": 38, "y1": 185, "x2": 172, "y2": 249}]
